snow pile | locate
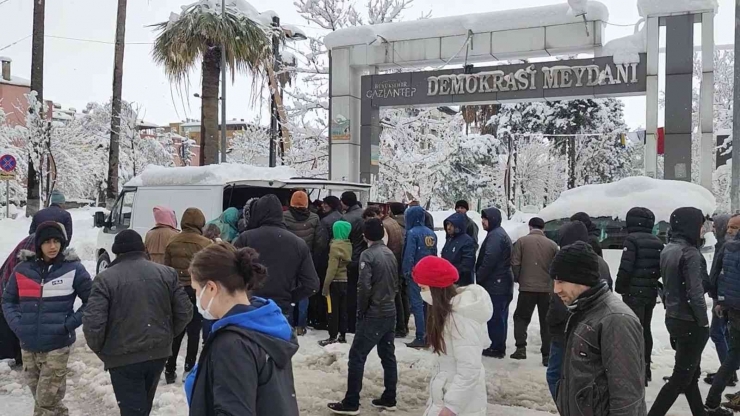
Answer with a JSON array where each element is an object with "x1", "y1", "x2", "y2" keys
[
  {"x1": 170, "y1": 0, "x2": 278, "y2": 28},
  {"x1": 601, "y1": 24, "x2": 646, "y2": 64},
  {"x1": 124, "y1": 164, "x2": 298, "y2": 187},
  {"x1": 324, "y1": 1, "x2": 608, "y2": 49},
  {"x1": 538, "y1": 176, "x2": 717, "y2": 223},
  {"x1": 637, "y1": 0, "x2": 718, "y2": 17},
  {"x1": 568, "y1": 0, "x2": 589, "y2": 16}
]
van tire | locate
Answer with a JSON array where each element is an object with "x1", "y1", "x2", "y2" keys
[{"x1": 97, "y1": 253, "x2": 111, "y2": 274}]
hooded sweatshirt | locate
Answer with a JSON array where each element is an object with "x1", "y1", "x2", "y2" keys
[
  {"x1": 165, "y1": 208, "x2": 212, "y2": 285},
  {"x1": 145, "y1": 206, "x2": 180, "y2": 264},
  {"x1": 615, "y1": 207, "x2": 664, "y2": 302},
  {"x1": 402, "y1": 206, "x2": 438, "y2": 277},
  {"x1": 207, "y1": 207, "x2": 240, "y2": 243},
  {"x1": 185, "y1": 298, "x2": 299, "y2": 416},
  {"x1": 475, "y1": 208, "x2": 513, "y2": 295},
  {"x1": 324, "y1": 221, "x2": 353, "y2": 293},
  {"x1": 441, "y1": 213, "x2": 477, "y2": 286},
  {"x1": 424, "y1": 285, "x2": 493, "y2": 416},
  {"x1": 709, "y1": 214, "x2": 733, "y2": 297}
]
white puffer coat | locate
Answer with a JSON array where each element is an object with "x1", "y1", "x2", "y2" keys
[{"x1": 423, "y1": 284, "x2": 493, "y2": 416}]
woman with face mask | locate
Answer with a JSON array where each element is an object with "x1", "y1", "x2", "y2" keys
[
  {"x1": 413, "y1": 256, "x2": 493, "y2": 416},
  {"x1": 184, "y1": 243, "x2": 300, "y2": 416}
]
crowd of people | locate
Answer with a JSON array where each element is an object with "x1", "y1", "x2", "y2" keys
[{"x1": 1, "y1": 189, "x2": 740, "y2": 416}]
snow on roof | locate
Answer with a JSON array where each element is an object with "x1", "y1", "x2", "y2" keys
[
  {"x1": 638, "y1": 0, "x2": 718, "y2": 17},
  {"x1": 601, "y1": 25, "x2": 646, "y2": 64},
  {"x1": 52, "y1": 111, "x2": 75, "y2": 121},
  {"x1": 0, "y1": 75, "x2": 30, "y2": 88},
  {"x1": 324, "y1": 2, "x2": 609, "y2": 50},
  {"x1": 282, "y1": 24, "x2": 306, "y2": 40},
  {"x1": 538, "y1": 176, "x2": 717, "y2": 224},
  {"x1": 0, "y1": 57, "x2": 11, "y2": 62},
  {"x1": 124, "y1": 164, "x2": 298, "y2": 187},
  {"x1": 136, "y1": 120, "x2": 160, "y2": 129}
]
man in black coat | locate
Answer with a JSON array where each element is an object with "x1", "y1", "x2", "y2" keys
[
  {"x1": 83, "y1": 230, "x2": 193, "y2": 416},
  {"x1": 455, "y1": 200, "x2": 480, "y2": 252},
  {"x1": 322, "y1": 196, "x2": 343, "y2": 239},
  {"x1": 341, "y1": 191, "x2": 366, "y2": 334},
  {"x1": 234, "y1": 194, "x2": 319, "y2": 321},
  {"x1": 570, "y1": 212, "x2": 602, "y2": 257},
  {"x1": 615, "y1": 207, "x2": 664, "y2": 385},
  {"x1": 29, "y1": 190, "x2": 73, "y2": 243}
]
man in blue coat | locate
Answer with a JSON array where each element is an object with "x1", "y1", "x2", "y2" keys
[
  {"x1": 402, "y1": 206, "x2": 437, "y2": 349},
  {"x1": 476, "y1": 207, "x2": 514, "y2": 358},
  {"x1": 441, "y1": 212, "x2": 476, "y2": 286},
  {"x1": 29, "y1": 190, "x2": 73, "y2": 243}
]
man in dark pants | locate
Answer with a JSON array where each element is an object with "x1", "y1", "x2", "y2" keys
[
  {"x1": 615, "y1": 207, "x2": 664, "y2": 386},
  {"x1": 510, "y1": 217, "x2": 558, "y2": 365},
  {"x1": 341, "y1": 192, "x2": 367, "y2": 334},
  {"x1": 455, "y1": 200, "x2": 480, "y2": 253},
  {"x1": 328, "y1": 219, "x2": 398, "y2": 415},
  {"x1": 649, "y1": 207, "x2": 710, "y2": 416},
  {"x1": 389, "y1": 202, "x2": 410, "y2": 336},
  {"x1": 83, "y1": 230, "x2": 193, "y2": 416}
]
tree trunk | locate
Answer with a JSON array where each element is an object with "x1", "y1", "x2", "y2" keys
[
  {"x1": 26, "y1": 0, "x2": 45, "y2": 218},
  {"x1": 106, "y1": 0, "x2": 127, "y2": 208},
  {"x1": 568, "y1": 135, "x2": 576, "y2": 189},
  {"x1": 200, "y1": 46, "x2": 221, "y2": 166}
]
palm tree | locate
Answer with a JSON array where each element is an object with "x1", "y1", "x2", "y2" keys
[{"x1": 152, "y1": 2, "x2": 270, "y2": 165}]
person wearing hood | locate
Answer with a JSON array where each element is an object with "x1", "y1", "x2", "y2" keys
[
  {"x1": 185, "y1": 243, "x2": 299, "y2": 416},
  {"x1": 409, "y1": 200, "x2": 435, "y2": 231},
  {"x1": 237, "y1": 197, "x2": 260, "y2": 234},
  {"x1": 476, "y1": 207, "x2": 513, "y2": 358},
  {"x1": 455, "y1": 200, "x2": 480, "y2": 253},
  {"x1": 319, "y1": 221, "x2": 353, "y2": 347},
  {"x1": 402, "y1": 206, "x2": 438, "y2": 349},
  {"x1": 441, "y1": 212, "x2": 476, "y2": 287},
  {"x1": 83, "y1": 230, "x2": 193, "y2": 416},
  {"x1": 284, "y1": 191, "x2": 329, "y2": 336},
  {"x1": 510, "y1": 217, "x2": 558, "y2": 364},
  {"x1": 164, "y1": 208, "x2": 212, "y2": 384},
  {"x1": 570, "y1": 212, "x2": 602, "y2": 257},
  {"x1": 145, "y1": 206, "x2": 179, "y2": 264},
  {"x1": 389, "y1": 202, "x2": 407, "y2": 230},
  {"x1": 552, "y1": 242, "x2": 647, "y2": 416},
  {"x1": 206, "y1": 207, "x2": 239, "y2": 243},
  {"x1": 615, "y1": 207, "x2": 664, "y2": 385},
  {"x1": 234, "y1": 194, "x2": 320, "y2": 322},
  {"x1": 413, "y1": 256, "x2": 493, "y2": 416},
  {"x1": 545, "y1": 220, "x2": 612, "y2": 399},
  {"x1": 3, "y1": 221, "x2": 92, "y2": 416},
  {"x1": 649, "y1": 207, "x2": 710, "y2": 416},
  {"x1": 322, "y1": 196, "x2": 344, "y2": 239},
  {"x1": 29, "y1": 190, "x2": 73, "y2": 243},
  {"x1": 341, "y1": 191, "x2": 367, "y2": 334}
]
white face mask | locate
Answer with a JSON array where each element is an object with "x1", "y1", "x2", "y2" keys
[
  {"x1": 196, "y1": 284, "x2": 217, "y2": 320},
  {"x1": 421, "y1": 290, "x2": 433, "y2": 305}
]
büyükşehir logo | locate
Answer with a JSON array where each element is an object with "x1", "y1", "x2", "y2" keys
[{"x1": 424, "y1": 236, "x2": 435, "y2": 248}]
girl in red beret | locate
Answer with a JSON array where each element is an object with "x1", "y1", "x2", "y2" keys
[{"x1": 413, "y1": 256, "x2": 493, "y2": 416}]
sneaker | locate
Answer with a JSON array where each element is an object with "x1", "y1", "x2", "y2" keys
[
  {"x1": 542, "y1": 355, "x2": 549, "y2": 367},
  {"x1": 706, "y1": 373, "x2": 718, "y2": 385},
  {"x1": 510, "y1": 347, "x2": 526, "y2": 360},
  {"x1": 182, "y1": 369, "x2": 191, "y2": 383},
  {"x1": 371, "y1": 398, "x2": 397, "y2": 411},
  {"x1": 482, "y1": 348, "x2": 505, "y2": 359},
  {"x1": 296, "y1": 327, "x2": 307, "y2": 336},
  {"x1": 165, "y1": 371, "x2": 176, "y2": 385},
  {"x1": 405, "y1": 339, "x2": 427, "y2": 349},
  {"x1": 705, "y1": 373, "x2": 738, "y2": 387},
  {"x1": 338, "y1": 335, "x2": 347, "y2": 344},
  {"x1": 327, "y1": 402, "x2": 360, "y2": 415},
  {"x1": 319, "y1": 338, "x2": 338, "y2": 347},
  {"x1": 705, "y1": 405, "x2": 733, "y2": 416}
]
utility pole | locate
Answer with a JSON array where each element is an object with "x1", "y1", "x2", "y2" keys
[
  {"x1": 107, "y1": 0, "x2": 128, "y2": 208},
  {"x1": 220, "y1": 0, "x2": 227, "y2": 163},
  {"x1": 268, "y1": 16, "x2": 280, "y2": 168},
  {"x1": 26, "y1": 0, "x2": 45, "y2": 217},
  {"x1": 733, "y1": 0, "x2": 740, "y2": 212}
]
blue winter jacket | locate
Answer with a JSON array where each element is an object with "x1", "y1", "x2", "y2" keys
[
  {"x1": 475, "y1": 207, "x2": 514, "y2": 296},
  {"x1": 29, "y1": 205, "x2": 73, "y2": 243},
  {"x1": 718, "y1": 234, "x2": 740, "y2": 310},
  {"x1": 441, "y1": 213, "x2": 476, "y2": 286},
  {"x1": 402, "y1": 206, "x2": 438, "y2": 277},
  {"x1": 2, "y1": 249, "x2": 92, "y2": 353}
]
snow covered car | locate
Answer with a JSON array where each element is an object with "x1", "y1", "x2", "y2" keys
[
  {"x1": 538, "y1": 176, "x2": 717, "y2": 250},
  {"x1": 93, "y1": 164, "x2": 370, "y2": 273}
]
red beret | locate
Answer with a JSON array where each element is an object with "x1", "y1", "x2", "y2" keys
[{"x1": 412, "y1": 256, "x2": 459, "y2": 288}]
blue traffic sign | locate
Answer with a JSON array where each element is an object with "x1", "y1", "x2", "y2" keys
[{"x1": 0, "y1": 154, "x2": 17, "y2": 172}]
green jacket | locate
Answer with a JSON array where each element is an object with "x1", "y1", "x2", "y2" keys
[{"x1": 323, "y1": 240, "x2": 352, "y2": 295}]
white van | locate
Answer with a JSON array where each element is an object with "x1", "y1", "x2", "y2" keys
[{"x1": 93, "y1": 175, "x2": 370, "y2": 274}]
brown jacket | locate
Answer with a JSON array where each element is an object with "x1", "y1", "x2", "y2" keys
[
  {"x1": 145, "y1": 226, "x2": 179, "y2": 265},
  {"x1": 512, "y1": 229, "x2": 558, "y2": 293},
  {"x1": 165, "y1": 208, "x2": 212, "y2": 286},
  {"x1": 383, "y1": 216, "x2": 405, "y2": 264}
]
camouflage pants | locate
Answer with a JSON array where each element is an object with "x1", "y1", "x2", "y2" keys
[{"x1": 21, "y1": 347, "x2": 70, "y2": 416}]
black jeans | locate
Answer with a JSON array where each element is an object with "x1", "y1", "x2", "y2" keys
[
  {"x1": 513, "y1": 291, "x2": 551, "y2": 357},
  {"x1": 395, "y1": 273, "x2": 410, "y2": 334},
  {"x1": 648, "y1": 318, "x2": 709, "y2": 416},
  {"x1": 707, "y1": 323, "x2": 740, "y2": 408},
  {"x1": 624, "y1": 296, "x2": 656, "y2": 370},
  {"x1": 347, "y1": 263, "x2": 359, "y2": 334},
  {"x1": 343, "y1": 316, "x2": 397, "y2": 408},
  {"x1": 329, "y1": 282, "x2": 348, "y2": 339},
  {"x1": 109, "y1": 358, "x2": 167, "y2": 416},
  {"x1": 166, "y1": 285, "x2": 202, "y2": 374}
]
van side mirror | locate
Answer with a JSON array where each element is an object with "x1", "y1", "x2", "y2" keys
[{"x1": 94, "y1": 211, "x2": 107, "y2": 228}]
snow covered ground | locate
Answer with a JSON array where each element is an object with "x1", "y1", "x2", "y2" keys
[{"x1": 0, "y1": 209, "x2": 729, "y2": 415}]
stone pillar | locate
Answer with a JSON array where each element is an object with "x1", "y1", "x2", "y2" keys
[{"x1": 699, "y1": 12, "x2": 715, "y2": 190}]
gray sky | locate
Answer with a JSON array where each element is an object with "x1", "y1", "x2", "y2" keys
[{"x1": 0, "y1": 0, "x2": 735, "y2": 129}]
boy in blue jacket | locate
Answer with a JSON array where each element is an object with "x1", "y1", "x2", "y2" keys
[
  {"x1": 2, "y1": 221, "x2": 92, "y2": 415},
  {"x1": 402, "y1": 206, "x2": 437, "y2": 349}
]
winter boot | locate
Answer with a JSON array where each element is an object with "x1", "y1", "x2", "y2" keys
[
  {"x1": 327, "y1": 402, "x2": 360, "y2": 415},
  {"x1": 338, "y1": 334, "x2": 347, "y2": 344},
  {"x1": 646, "y1": 366, "x2": 652, "y2": 385},
  {"x1": 371, "y1": 398, "x2": 397, "y2": 411},
  {"x1": 663, "y1": 376, "x2": 671, "y2": 383},
  {"x1": 406, "y1": 339, "x2": 428, "y2": 349},
  {"x1": 706, "y1": 373, "x2": 718, "y2": 385},
  {"x1": 482, "y1": 348, "x2": 505, "y2": 359},
  {"x1": 510, "y1": 347, "x2": 527, "y2": 360},
  {"x1": 732, "y1": 373, "x2": 739, "y2": 387},
  {"x1": 319, "y1": 338, "x2": 338, "y2": 347},
  {"x1": 395, "y1": 330, "x2": 408, "y2": 339},
  {"x1": 165, "y1": 371, "x2": 176, "y2": 385},
  {"x1": 542, "y1": 355, "x2": 549, "y2": 367},
  {"x1": 296, "y1": 327, "x2": 307, "y2": 336},
  {"x1": 705, "y1": 405, "x2": 733, "y2": 416}
]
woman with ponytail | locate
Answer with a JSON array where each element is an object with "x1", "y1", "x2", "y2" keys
[
  {"x1": 413, "y1": 256, "x2": 493, "y2": 416},
  {"x1": 184, "y1": 243, "x2": 299, "y2": 416}
]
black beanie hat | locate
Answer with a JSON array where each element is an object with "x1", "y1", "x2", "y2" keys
[
  {"x1": 550, "y1": 241, "x2": 601, "y2": 287},
  {"x1": 455, "y1": 200, "x2": 469, "y2": 211},
  {"x1": 35, "y1": 221, "x2": 68, "y2": 252},
  {"x1": 341, "y1": 191, "x2": 358, "y2": 208},
  {"x1": 389, "y1": 202, "x2": 406, "y2": 216},
  {"x1": 364, "y1": 218, "x2": 385, "y2": 242},
  {"x1": 323, "y1": 196, "x2": 341, "y2": 211},
  {"x1": 112, "y1": 229, "x2": 146, "y2": 255},
  {"x1": 529, "y1": 217, "x2": 545, "y2": 229}
]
